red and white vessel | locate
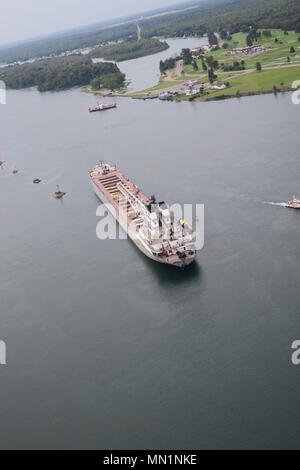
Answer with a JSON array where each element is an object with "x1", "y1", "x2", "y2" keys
[
  {"x1": 88, "y1": 102, "x2": 117, "y2": 113},
  {"x1": 90, "y1": 162, "x2": 197, "y2": 268},
  {"x1": 285, "y1": 196, "x2": 300, "y2": 209}
]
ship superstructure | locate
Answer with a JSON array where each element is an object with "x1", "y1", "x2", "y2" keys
[{"x1": 90, "y1": 162, "x2": 197, "y2": 268}]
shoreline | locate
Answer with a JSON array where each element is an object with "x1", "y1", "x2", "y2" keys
[
  {"x1": 82, "y1": 83, "x2": 295, "y2": 103},
  {"x1": 199, "y1": 86, "x2": 294, "y2": 102}
]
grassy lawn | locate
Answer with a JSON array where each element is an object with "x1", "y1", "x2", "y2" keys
[
  {"x1": 134, "y1": 80, "x2": 180, "y2": 95},
  {"x1": 146, "y1": 80, "x2": 179, "y2": 91},
  {"x1": 183, "y1": 61, "x2": 205, "y2": 74},
  {"x1": 208, "y1": 29, "x2": 300, "y2": 70},
  {"x1": 205, "y1": 65, "x2": 300, "y2": 99}
]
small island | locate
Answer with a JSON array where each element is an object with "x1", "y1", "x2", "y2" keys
[{"x1": 89, "y1": 38, "x2": 169, "y2": 62}]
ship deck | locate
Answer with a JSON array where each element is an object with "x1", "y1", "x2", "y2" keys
[{"x1": 92, "y1": 169, "x2": 150, "y2": 225}]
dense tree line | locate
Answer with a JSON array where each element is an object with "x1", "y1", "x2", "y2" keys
[
  {"x1": 206, "y1": 56, "x2": 219, "y2": 70},
  {"x1": 200, "y1": 55, "x2": 207, "y2": 71},
  {"x1": 208, "y1": 68, "x2": 218, "y2": 83},
  {"x1": 181, "y1": 48, "x2": 193, "y2": 65},
  {"x1": 221, "y1": 60, "x2": 246, "y2": 72},
  {"x1": 90, "y1": 72, "x2": 125, "y2": 91},
  {"x1": 207, "y1": 32, "x2": 219, "y2": 47},
  {"x1": 89, "y1": 38, "x2": 169, "y2": 62},
  {"x1": 159, "y1": 48, "x2": 195, "y2": 74},
  {"x1": 159, "y1": 57, "x2": 177, "y2": 73},
  {"x1": 0, "y1": 55, "x2": 125, "y2": 92},
  {"x1": 246, "y1": 28, "x2": 262, "y2": 46},
  {"x1": 220, "y1": 29, "x2": 232, "y2": 41},
  {"x1": 141, "y1": 0, "x2": 300, "y2": 39}
]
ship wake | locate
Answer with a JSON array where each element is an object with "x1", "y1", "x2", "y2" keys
[{"x1": 264, "y1": 201, "x2": 286, "y2": 207}]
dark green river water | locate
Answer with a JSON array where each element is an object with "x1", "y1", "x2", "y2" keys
[{"x1": 1, "y1": 84, "x2": 300, "y2": 449}]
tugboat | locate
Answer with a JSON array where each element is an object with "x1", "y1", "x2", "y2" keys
[
  {"x1": 53, "y1": 185, "x2": 66, "y2": 200},
  {"x1": 88, "y1": 102, "x2": 117, "y2": 113},
  {"x1": 285, "y1": 196, "x2": 300, "y2": 209}
]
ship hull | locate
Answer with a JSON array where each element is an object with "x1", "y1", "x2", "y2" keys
[
  {"x1": 92, "y1": 182, "x2": 195, "y2": 268},
  {"x1": 285, "y1": 200, "x2": 300, "y2": 209},
  {"x1": 89, "y1": 104, "x2": 117, "y2": 113}
]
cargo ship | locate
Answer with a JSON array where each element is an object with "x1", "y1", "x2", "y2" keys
[
  {"x1": 90, "y1": 162, "x2": 197, "y2": 268},
  {"x1": 88, "y1": 103, "x2": 117, "y2": 113}
]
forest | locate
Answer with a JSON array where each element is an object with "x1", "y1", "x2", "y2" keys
[
  {"x1": 141, "y1": 0, "x2": 300, "y2": 38},
  {"x1": 0, "y1": 55, "x2": 125, "y2": 92},
  {"x1": 89, "y1": 38, "x2": 169, "y2": 62}
]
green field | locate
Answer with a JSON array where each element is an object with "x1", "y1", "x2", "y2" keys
[
  {"x1": 203, "y1": 66, "x2": 300, "y2": 100},
  {"x1": 143, "y1": 80, "x2": 179, "y2": 92},
  {"x1": 201, "y1": 29, "x2": 300, "y2": 100},
  {"x1": 185, "y1": 29, "x2": 300, "y2": 75},
  {"x1": 139, "y1": 28, "x2": 300, "y2": 102},
  {"x1": 131, "y1": 80, "x2": 179, "y2": 98}
]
